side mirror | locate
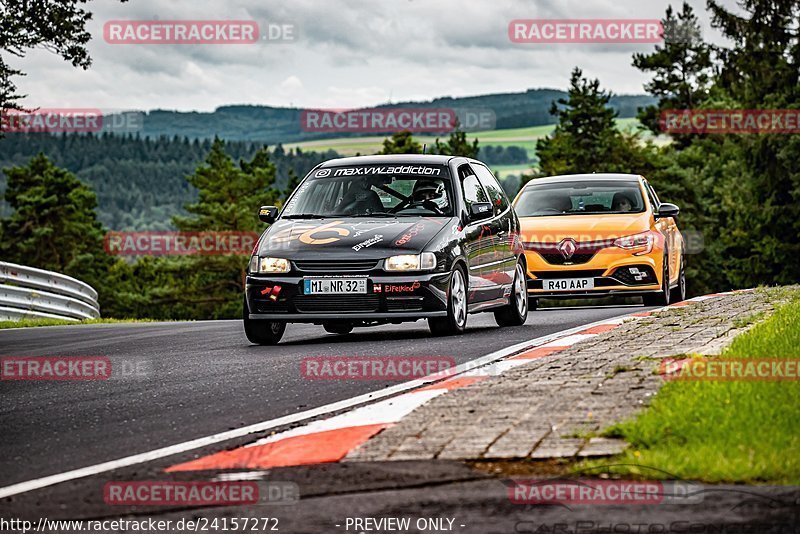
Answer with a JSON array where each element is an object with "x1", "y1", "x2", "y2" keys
[
  {"x1": 656, "y1": 203, "x2": 680, "y2": 219},
  {"x1": 258, "y1": 205, "x2": 279, "y2": 224},
  {"x1": 469, "y1": 202, "x2": 493, "y2": 222}
]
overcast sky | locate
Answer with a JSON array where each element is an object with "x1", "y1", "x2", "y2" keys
[{"x1": 10, "y1": 0, "x2": 740, "y2": 112}]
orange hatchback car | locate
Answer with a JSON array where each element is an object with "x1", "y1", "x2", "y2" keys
[{"x1": 513, "y1": 174, "x2": 685, "y2": 307}]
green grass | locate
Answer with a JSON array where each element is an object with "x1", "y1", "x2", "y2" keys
[
  {"x1": 581, "y1": 288, "x2": 800, "y2": 484},
  {"x1": 0, "y1": 317, "x2": 162, "y2": 329},
  {"x1": 282, "y1": 118, "x2": 643, "y2": 159}
]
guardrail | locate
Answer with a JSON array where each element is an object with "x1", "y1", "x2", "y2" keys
[{"x1": 0, "y1": 262, "x2": 100, "y2": 321}]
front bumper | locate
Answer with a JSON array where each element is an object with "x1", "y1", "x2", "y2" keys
[
  {"x1": 245, "y1": 271, "x2": 452, "y2": 322},
  {"x1": 523, "y1": 248, "x2": 663, "y2": 298}
]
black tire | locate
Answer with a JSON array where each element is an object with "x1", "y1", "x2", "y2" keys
[
  {"x1": 495, "y1": 261, "x2": 529, "y2": 327},
  {"x1": 643, "y1": 253, "x2": 671, "y2": 307},
  {"x1": 323, "y1": 323, "x2": 354, "y2": 335},
  {"x1": 428, "y1": 266, "x2": 468, "y2": 336},
  {"x1": 243, "y1": 296, "x2": 286, "y2": 345},
  {"x1": 671, "y1": 250, "x2": 686, "y2": 303}
]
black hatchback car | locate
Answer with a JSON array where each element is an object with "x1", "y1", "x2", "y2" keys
[{"x1": 244, "y1": 154, "x2": 528, "y2": 344}]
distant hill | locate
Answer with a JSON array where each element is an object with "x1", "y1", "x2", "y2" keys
[{"x1": 132, "y1": 89, "x2": 655, "y2": 144}]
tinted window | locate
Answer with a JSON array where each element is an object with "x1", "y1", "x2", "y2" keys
[{"x1": 474, "y1": 164, "x2": 510, "y2": 212}]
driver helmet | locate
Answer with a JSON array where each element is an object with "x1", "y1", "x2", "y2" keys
[{"x1": 412, "y1": 179, "x2": 443, "y2": 202}]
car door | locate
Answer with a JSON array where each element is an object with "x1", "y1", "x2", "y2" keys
[
  {"x1": 458, "y1": 164, "x2": 496, "y2": 303},
  {"x1": 644, "y1": 180, "x2": 679, "y2": 284},
  {"x1": 473, "y1": 163, "x2": 516, "y2": 291}
]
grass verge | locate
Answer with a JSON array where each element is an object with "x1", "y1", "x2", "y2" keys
[
  {"x1": 581, "y1": 289, "x2": 800, "y2": 484},
  {"x1": 0, "y1": 318, "x2": 162, "y2": 330}
]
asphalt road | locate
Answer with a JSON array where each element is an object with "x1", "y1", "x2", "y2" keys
[{"x1": 0, "y1": 305, "x2": 647, "y2": 489}]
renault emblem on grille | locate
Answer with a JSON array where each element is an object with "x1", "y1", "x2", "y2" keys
[{"x1": 558, "y1": 238, "x2": 577, "y2": 259}]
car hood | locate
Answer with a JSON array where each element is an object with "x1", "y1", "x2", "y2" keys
[
  {"x1": 519, "y1": 212, "x2": 652, "y2": 243},
  {"x1": 256, "y1": 217, "x2": 453, "y2": 259}
]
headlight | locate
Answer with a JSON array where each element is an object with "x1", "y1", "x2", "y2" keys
[
  {"x1": 385, "y1": 252, "x2": 437, "y2": 271},
  {"x1": 250, "y1": 256, "x2": 290, "y2": 273},
  {"x1": 613, "y1": 232, "x2": 655, "y2": 255}
]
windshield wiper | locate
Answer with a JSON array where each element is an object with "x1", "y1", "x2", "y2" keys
[
  {"x1": 347, "y1": 212, "x2": 398, "y2": 218},
  {"x1": 282, "y1": 213, "x2": 331, "y2": 219}
]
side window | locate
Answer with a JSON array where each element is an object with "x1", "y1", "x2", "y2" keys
[
  {"x1": 643, "y1": 181, "x2": 660, "y2": 210},
  {"x1": 459, "y1": 165, "x2": 488, "y2": 211},
  {"x1": 473, "y1": 164, "x2": 510, "y2": 213}
]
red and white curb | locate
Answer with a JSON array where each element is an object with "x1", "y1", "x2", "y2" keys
[{"x1": 167, "y1": 291, "x2": 747, "y2": 473}]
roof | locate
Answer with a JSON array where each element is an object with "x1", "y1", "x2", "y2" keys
[
  {"x1": 522, "y1": 173, "x2": 644, "y2": 187},
  {"x1": 317, "y1": 154, "x2": 456, "y2": 167}
]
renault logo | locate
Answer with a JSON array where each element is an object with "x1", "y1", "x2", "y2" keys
[{"x1": 558, "y1": 238, "x2": 577, "y2": 259}]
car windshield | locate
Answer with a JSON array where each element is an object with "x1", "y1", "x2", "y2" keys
[
  {"x1": 282, "y1": 165, "x2": 454, "y2": 218},
  {"x1": 515, "y1": 180, "x2": 646, "y2": 217}
]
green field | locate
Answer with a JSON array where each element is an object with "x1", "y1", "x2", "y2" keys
[{"x1": 282, "y1": 118, "x2": 642, "y2": 160}]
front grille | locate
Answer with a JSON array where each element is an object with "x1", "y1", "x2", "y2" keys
[
  {"x1": 525, "y1": 239, "x2": 614, "y2": 266},
  {"x1": 532, "y1": 270, "x2": 605, "y2": 279},
  {"x1": 386, "y1": 297, "x2": 425, "y2": 312},
  {"x1": 293, "y1": 294, "x2": 380, "y2": 313},
  {"x1": 294, "y1": 259, "x2": 379, "y2": 272},
  {"x1": 539, "y1": 253, "x2": 596, "y2": 265}
]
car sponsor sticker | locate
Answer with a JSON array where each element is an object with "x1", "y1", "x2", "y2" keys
[
  {"x1": 352, "y1": 234, "x2": 383, "y2": 251},
  {"x1": 331, "y1": 165, "x2": 444, "y2": 177}
]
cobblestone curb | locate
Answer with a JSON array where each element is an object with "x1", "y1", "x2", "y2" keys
[{"x1": 346, "y1": 289, "x2": 781, "y2": 462}]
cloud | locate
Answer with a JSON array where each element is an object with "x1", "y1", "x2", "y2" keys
[{"x1": 5, "y1": 0, "x2": 739, "y2": 112}]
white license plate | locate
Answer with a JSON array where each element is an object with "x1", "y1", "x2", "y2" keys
[
  {"x1": 303, "y1": 278, "x2": 367, "y2": 295},
  {"x1": 544, "y1": 278, "x2": 595, "y2": 291}
]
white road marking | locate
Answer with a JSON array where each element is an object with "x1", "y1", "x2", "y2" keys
[{"x1": 245, "y1": 389, "x2": 447, "y2": 446}]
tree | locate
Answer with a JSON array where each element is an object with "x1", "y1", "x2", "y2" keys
[
  {"x1": 632, "y1": 2, "x2": 714, "y2": 142},
  {"x1": 703, "y1": 0, "x2": 800, "y2": 288},
  {"x1": 532, "y1": 68, "x2": 641, "y2": 180},
  {"x1": 378, "y1": 131, "x2": 422, "y2": 154},
  {"x1": 1, "y1": 0, "x2": 127, "y2": 130},
  {"x1": 0, "y1": 153, "x2": 106, "y2": 271},
  {"x1": 165, "y1": 139, "x2": 282, "y2": 319},
  {"x1": 434, "y1": 125, "x2": 480, "y2": 158},
  {"x1": 173, "y1": 138, "x2": 280, "y2": 232}
]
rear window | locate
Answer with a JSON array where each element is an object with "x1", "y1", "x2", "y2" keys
[{"x1": 515, "y1": 180, "x2": 645, "y2": 217}]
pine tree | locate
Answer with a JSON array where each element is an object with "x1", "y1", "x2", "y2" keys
[
  {"x1": 532, "y1": 68, "x2": 638, "y2": 179},
  {"x1": 173, "y1": 138, "x2": 279, "y2": 232},
  {"x1": 434, "y1": 125, "x2": 480, "y2": 158},
  {"x1": 378, "y1": 131, "x2": 422, "y2": 154},
  {"x1": 0, "y1": 153, "x2": 106, "y2": 270},
  {"x1": 704, "y1": 0, "x2": 800, "y2": 287},
  {"x1": 632, "y1": 2, "x2": 713, "y2": 142}
]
